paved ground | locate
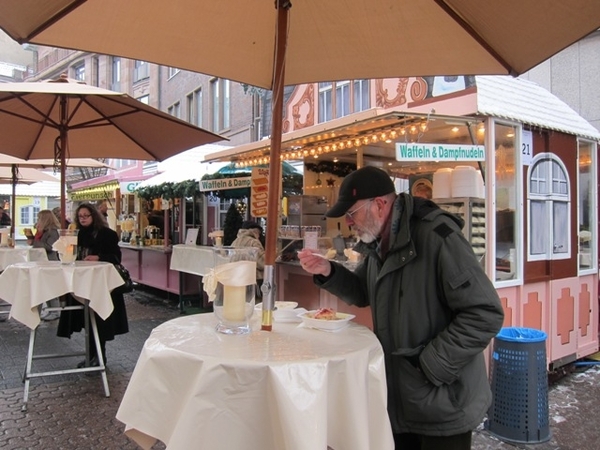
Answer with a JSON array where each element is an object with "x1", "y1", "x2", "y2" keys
[{"x1": 1, "y1": 287, "x2": 600, "y2": 449}]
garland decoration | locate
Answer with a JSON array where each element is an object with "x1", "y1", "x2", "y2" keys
[
  {"x1": 136, "y1": 172, "x2": 303, "y2": 201},
  {"x1": 305, "y1": 161, "x2": 356, "y2": 178}
]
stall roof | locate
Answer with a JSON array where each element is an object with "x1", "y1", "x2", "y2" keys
[
  {"x1": 138, "y1": 144, "x2": 232, "y2": 188},
  {"x1": 476, "y1": 76, "x2": 600, "y2": 140},
  {"x1": 201, "y1": 76, "x2": 599, "y2": 165}
]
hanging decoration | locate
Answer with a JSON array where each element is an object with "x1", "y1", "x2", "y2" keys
[{"x1": 305, "y1": 161, "x2": 356, "y2": 178}]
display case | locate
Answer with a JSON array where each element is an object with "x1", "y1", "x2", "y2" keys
[{"x1": 434, "y1": 197, "x2": 486, "y2": 262}]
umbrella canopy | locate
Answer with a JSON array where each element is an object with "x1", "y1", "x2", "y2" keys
[
  {"x1": 0, "y1": 154, "x2": 112, "y2": 170},
  {"x1": 4, "y1": 0, "x2": 599, "y2": 326},
  {"x1": 0, "y1": 154, "x2": 109, "y2": 235},
  {"x1": 0, "y1": 75, "x2": 225, "y2": 226},
  {"x1": 0, "y1": 166, "x2": 58, "y2": 184},
  {"x1": 1, "y1": 1, "x2": 599, "y2": 88}
]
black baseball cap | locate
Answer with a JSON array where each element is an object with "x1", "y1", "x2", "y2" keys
[{"x1": 325, "y1": 166, "x2": 395, "y2": 218}]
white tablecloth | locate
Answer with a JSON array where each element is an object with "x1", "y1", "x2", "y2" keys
[
  {"x1": 116, "y1": 313, "x2": 393, "y2": 450},
  {"x1": 169, "y1": 244, "x2": 215, "y2": 276},
  {"x1": 0, "y1": 247, "x2": 48, "y2": 271},
  {"x1": 0, "y1": 261, "x2": 124, "y2": 329}
]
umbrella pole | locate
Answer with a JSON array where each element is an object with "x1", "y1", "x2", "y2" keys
[
  {"x1": 59, "y1": 96, "x2": 67, "y2": 229},
  {"x1": 11, "y1": 164, "x2": 17, "y2": 241},
  {"x1": 261, "y1": 0, "x2": 291, "y2": 331}
]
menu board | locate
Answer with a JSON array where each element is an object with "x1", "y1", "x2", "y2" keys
[{"x1": 251, "y1": 167, "x2": 269, "y2": 217}]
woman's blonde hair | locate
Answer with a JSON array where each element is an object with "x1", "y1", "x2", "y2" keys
[{"x1": 36, "y1": 209, "x2": 60, "y2": 231}]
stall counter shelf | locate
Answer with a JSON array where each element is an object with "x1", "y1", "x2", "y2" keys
[
  {"x1": 119, "y1": 242, "x2": 201, "y2": 298},
  {"x1": 275, "y1": 259, "x2": 373, "y2": 329}
]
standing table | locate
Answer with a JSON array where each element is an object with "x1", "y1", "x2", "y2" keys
[
  {"x1": 0, "y1": 247, "x2": 47, "y2": 317},
  {"x1": 117, "y1": 313, "x2": 394, "y2": 450},
  {"x1": 0, "y1": 261, "x2": 124, "y2": 410}
]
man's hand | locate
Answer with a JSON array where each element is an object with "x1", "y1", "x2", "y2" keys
[{"x1": 297, "y1": 249, "x2": 332, "y2": 277}]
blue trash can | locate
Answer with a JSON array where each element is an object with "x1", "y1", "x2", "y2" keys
[{"x1": 485, "y1": 327, "x2": 551, "y2": 444}]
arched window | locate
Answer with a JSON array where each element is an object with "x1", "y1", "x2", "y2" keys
[{"x1": 527, "y1": 153, "x2": 570, "y2": 260}]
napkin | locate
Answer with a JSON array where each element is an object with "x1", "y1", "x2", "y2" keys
[{"x1": 203, "y1": 260, "x2": 256, "y2": 302}]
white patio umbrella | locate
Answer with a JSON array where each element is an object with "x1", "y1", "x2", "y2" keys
[{"x1": 0, "y1": 165, "x2": 59, "y2": 237}]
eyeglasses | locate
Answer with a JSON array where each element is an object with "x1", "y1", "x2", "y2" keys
[
  {"x1": 78, "y1": 214, "x2": 92, "y2": 219},
  {"x1": 345, "y1": 199, "x2": 372, "y2": 221}
]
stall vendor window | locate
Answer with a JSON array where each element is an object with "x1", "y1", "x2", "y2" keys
[
  {"x1": 494, "y1": 123, "x2": 519, "y2": 282},
  {"x1": 527, "y1": 153, "x2": 570, "y2": 261},
  {"x1": 577, "y1": 139, "x2": 596, "y2": 271}
]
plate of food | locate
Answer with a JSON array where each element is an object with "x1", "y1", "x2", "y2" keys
[{"x1": 298, "y1": 308, "x2": 356, "y2": 332}]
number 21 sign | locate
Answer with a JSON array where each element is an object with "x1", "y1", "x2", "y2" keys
[{"x1": 521, "y1": 129, "x2": 533, "y2": 166}]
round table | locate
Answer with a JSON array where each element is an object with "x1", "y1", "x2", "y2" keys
[{"x1": 117, "y1": 313, "x2": 394, "y2": 450}]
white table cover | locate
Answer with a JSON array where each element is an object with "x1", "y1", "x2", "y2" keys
[
  {"x1": 116, "y1": 313, "x2": 394, "y2": 450},
  {"x1": 0, "y1": 247, "x2": 48, "y2": 271},
  {"x1": 170, "y1": 244, "x2": 215, "y2": 276},
  {"x1": 0, "y1": 261, "x2": 123, "y2": 329}
]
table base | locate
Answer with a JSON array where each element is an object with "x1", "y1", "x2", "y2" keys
[{"x1": 21, "y1": 301, "x2": 110, "y2": 411}]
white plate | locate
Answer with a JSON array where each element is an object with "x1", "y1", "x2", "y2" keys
[
  {"x1": 274, "y1": 307, "x2": 307, "y2": 323},
  {"x1": 298, "y1": 310, "x2": 356, "y2": 332},
  {"x1": 255, "y1": 301, "x2": 298, "y2": 311}
]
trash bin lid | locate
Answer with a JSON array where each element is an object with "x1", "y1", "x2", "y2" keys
[{"x1": 496, "y1": 327, "x2": 547, "y2": 343}]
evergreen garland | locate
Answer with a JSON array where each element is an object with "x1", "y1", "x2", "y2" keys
[
  {"x1": 305, "y1": 161, "x2": 356, "y2": 178},
  {"x1": 135, "y1": 170, "x2": 303, "y2": 201}
]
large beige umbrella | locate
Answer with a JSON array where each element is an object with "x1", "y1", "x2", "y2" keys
[
  {"x1": 2, "y1": 0, "x2": 599, "y2": 326},
  {"x1": 0, "y1": 76, "x2": 224, "y2": 226}
]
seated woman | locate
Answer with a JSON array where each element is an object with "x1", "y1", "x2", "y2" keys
[
  {"x1": 57, "y1": 203, "x2": 129, "y2": 367},
  {"x1": 27, "y1": 210, "x2": 60, "y2": 321}
]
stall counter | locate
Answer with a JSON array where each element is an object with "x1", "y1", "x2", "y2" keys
[
  {"x1": 119, "y1": 243, "x2": 201, "y2": 297},
  {"x1": 276, "y1": 260, "x2": 373, "y2": 329}
]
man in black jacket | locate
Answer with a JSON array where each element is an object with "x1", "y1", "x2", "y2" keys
[{"x1": 298, "y1": 166, "x2": 504, "y2": 450}]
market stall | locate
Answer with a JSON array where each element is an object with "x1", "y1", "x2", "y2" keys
[{"x1": 203, "y1": 75, "x2": 600, "y2": 369}]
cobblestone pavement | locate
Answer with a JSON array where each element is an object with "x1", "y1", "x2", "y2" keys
[{"x1": 1, "y1": 288, "x2": 600, "y2": 449}]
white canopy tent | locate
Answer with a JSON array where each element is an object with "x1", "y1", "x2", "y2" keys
[{"x1": 138, "y1": 144, "x2": 231, "y2": 188}]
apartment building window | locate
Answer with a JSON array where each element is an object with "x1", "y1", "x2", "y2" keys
[
  {"x1": 111, "y1": 57, "x2": 121, "y2": 91},
  {"x1": 133, "y1": 60, "x2": 149, "y2": 82},
  {"x1": 187, "y1": 88, "x2": 203, "y2": 127},
  {"x1": 168, "y1": 67, "x2": 180, "y2": 78},
  {"x1": 137, "y1": 95, "x2": 149, "y2": 105},
  {"x1": 73, "y1": 63, "x2": 85, "y2": 82},
  {"x1": 112, "y1": 159, "x2": 135, "y2": 169},
  {"x1": 318, "y1": 80, "x2": 370, "y2": 123},
  {"x1": 353, "y1": 79, "x2": 370, "y2": 112},
  {"x1": 168, "y1": 101, "x2": 181, "y2": 118},
  {"x1": 210, "y1": 78, "x2": 230, "y2": 132}
]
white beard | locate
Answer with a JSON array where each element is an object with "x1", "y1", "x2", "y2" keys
[{"x1": 356, "y1": 210, "x2": 382, "y2": 244}]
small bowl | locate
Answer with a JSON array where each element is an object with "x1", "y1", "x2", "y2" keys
[{"x1": 298, "y1": 310, "x2": 356, "y2": 332}]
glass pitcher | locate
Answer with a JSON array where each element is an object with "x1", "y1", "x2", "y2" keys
[
  {"x1": 56, "y1": 229, "x2": 79, "y2": 264},
  {"x1": 210, "y1": 246, "x2": 258, "y2": 335}
]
